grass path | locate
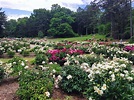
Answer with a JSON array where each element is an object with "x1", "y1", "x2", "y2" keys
[{"x1": 47, "y1": 34, "x2": 106, "y2": 42}]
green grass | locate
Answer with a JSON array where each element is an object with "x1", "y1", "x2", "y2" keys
[
  {"x1": 48, "y1": 34, "x2": 106, "y2": 42},
  {"x1": 0, "y1": 57, "x2": 35, "y2": 63}
]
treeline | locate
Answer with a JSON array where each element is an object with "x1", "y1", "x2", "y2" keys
[{"x1": 1, "y1": 0, "x2": 134, "y2": 39}]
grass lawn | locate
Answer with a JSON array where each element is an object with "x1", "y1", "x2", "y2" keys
[
  {"x1": 0, "y1": 57, "x2": 35, "y2": 63},
  {"x1": 48, "y1": 34, "x2": 106, "y2": 42}
]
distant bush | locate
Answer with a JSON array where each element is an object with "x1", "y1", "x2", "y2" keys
[
  {"x1": 7, "y1": 50, "x2": 15, "y2": 58},
  {"x1": 22, "y1": 50, "x2": 30, "y2": 57},
  {"x1": 129, "y1": 36, "x2": 134, "y2": 43},
  {"x1": 38, "y1": 31, "x2": 44, "y2": 38}
]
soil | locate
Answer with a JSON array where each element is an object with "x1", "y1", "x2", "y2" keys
[
  {"x1": 0, "y1": 77, "x2": 87, "y2": 100},
  {"x1": 0, "y1": 77, "x2": 19, "y2": 100}
]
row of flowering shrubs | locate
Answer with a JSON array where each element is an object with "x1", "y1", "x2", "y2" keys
[
  {"x1": 0, "y1": 40, "x2": 30, "y2": 57},
  {"x1": 1, "y1": 53, "x2": 134, "y2": 100},
  {"x1": 0, "y1": 38, "x2": 134, "y2": 100}
]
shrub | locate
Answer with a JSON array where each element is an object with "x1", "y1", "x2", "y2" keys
[
  {"x1": 7, "y1": 50, "x2": 15, "y2": 57},
  {"x1": 17, "y1": 70, "x2": 54, "y2": 100},
  {"x1": 129, "y1": 36, "x2": 134, "y2": 43},
  {"x1": 35, "y1": 54, "x2": 48, "y2": 65},
  {"x1": 22, "y1": 50, "x2": 30, "y2": 57},
  {"x1": 8, "y1": 57, "x2": 27, "y2": 76},
  {"x1": 0, "y1": 46, "x2": 5, "y2": 55},
  {"x1": 38, "y1": 30, "x2": 44, "y2": 38},
  {"x1": 83, "y1": 61, "x2": 134, "y2": 100},
  {"x1": 59, "y1": 65, "x2": 89, "y2": 93}
]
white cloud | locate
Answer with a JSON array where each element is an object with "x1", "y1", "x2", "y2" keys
[
  {"x1": 0, "y1": 0, "x2": 92, "y2": 11},
  {"x1": 1, "y1": 0, "x2": 93, "y2": 20},
  {"x1": 7, "y1": 14, "x2": 30, "y2": 20}
]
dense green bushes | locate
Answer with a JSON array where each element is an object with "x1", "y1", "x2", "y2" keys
[{"x1": 17, "y1": 70, "x2": 54, "y2": 100}]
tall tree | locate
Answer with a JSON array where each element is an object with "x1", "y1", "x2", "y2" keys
[
  {"x1": 5, "y1": 19, "x2": 17, "y2": 37},
  {"x1": 130, "y1": 0, "x2": 133, "y2": 38},
  {"x1": 15, "y1": 17, "x2": 28, "y2": 37},
  {"x1": 95, "y1": 0, "x2": 131, "y2": 39},
  {"x1": 48, "y1": 4, "x2": 76, "y2": 37},
  {"x1": 0, "y1": 8, "x2": 6, "y2": 37},
  {"x1": 76, "y1": 2, "x2": 100, "y2": 35}
]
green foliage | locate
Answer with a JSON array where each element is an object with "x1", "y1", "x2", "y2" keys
[
  {"x1": 97, "y1": 23, "x2": 110, "y2": 35},
  {"x1": 35, "y1": 54, "x2": 48, "y2": 65},
  {"x1": 7, "y1": 50, "x2": 15, "y2": 58},
  {"x1": 48, "y1": 10, "x2": 76, "y2": 38},
  {"x1": 22, "y1": 50, "x2": 30, "y2": 57},
  {"x1": 17, "y1": 70, "x2": 54, "y2": 100},
  {"x1": 129, "y1": 36, "x2": 134, "y2": 43},
  {"x1": 0, "y1": 67, "x2": 4, "y2": 82},
  {"x1": 0, "y1": 46, "x2": 5, "y2": 55},
  {"x1": 8, "y1": 57, "x2": 27, "y2": 76},
  {"x1": 59, "y1": 65, "x2": 89, "y2": 93},
  {"x1": 48, "y1": 64, "x2": 62, "y2": 76},
  {"x1": 38, "y1": 30, "x2": 44, "y2": 38},
  {"x1": 0, "y1": 8, "x2": 7, "y2": 37}
]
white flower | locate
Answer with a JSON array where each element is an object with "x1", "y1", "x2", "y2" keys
[
  {"x1": 45, "y1": 91, "x2": 50, "y2": 97},
  {"x1": 53, "y1": 75, "x2": 55, "y2": 78},
  {"x1": 67, "y1": 75, "x2": 72, "y2": 80},
  {"x1": 94, "y1": 86, "x2": 103, "y2": 95},
  {"x1": 94, "y1": 86, "x2": 99, "y2": 92},
  {"x1": 49, "y1": 62, "x2": 53, "y2": 64},
  {"x1": 89, "y1": 97, "x2": 95, "y2": 100},
  {"x1": 120, "y1": 73, "x2": 125, "y2": 77},
  {"x1": 52, "y1": 69, "x2": 56, "y2": 73},
  {"x1": 42, "y1": 61, "x2": 45, "y2": 64},
  {"x1": 124, "y1": 70, "x2": 128, "y2": 74},
  {"x1": 127, "y1": 77, "x2": 133, "y2": 81},
  {"x1": 18, "y1": 49, "x2": 22, "y2": 53},
  {"x1": 24, "y1": 66, "x2": 29, "y2": 69},
  {"x1": 97, "y1": 89, "x2": 103, "y2": 95},
  {"x1": 101, "y1": 84, "x2": 107, "y2": 90},
  {"x1": 13, "y1": 62, "x2": 16, "y2": 64},
  {"x1": 109, "y1": 71, "x2": 112, "y2": 74},
  {"x1": 111, "y1": 74, "x2": 115, "y2": 81},
  {"x1": 57, "y1": 75, "x2": 62, "y2": 81},
  {"x1": 114, "y1": 68, "x2": 119, "y2": 72},
  {"x1": 21, "y1": 62, "x2": 25, "y2": 66},
  {"x1": 0, "y1": 61, "x2": 3, "y2": 65}
]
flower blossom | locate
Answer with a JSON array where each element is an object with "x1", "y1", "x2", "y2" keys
[
  {"x1": 44, "y1": 91, "x2": 50, "y2": 97},
  {"x1": 67, "y1": 75, "x2": 72, "y2": 80}
]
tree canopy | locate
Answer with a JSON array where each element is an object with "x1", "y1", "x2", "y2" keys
[
  {"x1": 0, "y1": 8, "x2": 6, "y2": 37},
  {"x1": 3, "y1": 1, "x2": 134, "y2": 39}
]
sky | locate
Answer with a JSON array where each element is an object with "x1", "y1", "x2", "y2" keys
[{"x1": 0, "y1": 0, "x2": 93, "y2": 20}]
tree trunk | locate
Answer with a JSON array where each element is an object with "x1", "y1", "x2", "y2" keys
[
  {"x1": 86, "y1": 27, "x2": 88, "y2": 35},
  {"x1": 130, "y1": 0, "x2": 133, "y2": 37},
  {"x1": 110, "y1": 13, "x2": 114, "y2": 37}
]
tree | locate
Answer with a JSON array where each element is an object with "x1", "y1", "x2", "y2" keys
[
  {"x1": 15, "y1": 17, "x2": 28, "y2": 37},
  {"x1": 0, "y1": 8, "x2": 7, "y2": 37},
  {"x1": 76, "y1": 2, "x2": 101, "y2": 35},
  {"x1": 48, "y1": 5, "x2": 76, "y2": 38},
  {"x1": 95, "y1": 0, "x2": 131, "y2": 39},
  {"x1": 5, "y1": 19, "x2": 17, "y2": 37}
]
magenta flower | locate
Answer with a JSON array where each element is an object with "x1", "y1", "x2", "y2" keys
[{"x1": 124, "y1": 46, "x2": 134, "y2": 52}]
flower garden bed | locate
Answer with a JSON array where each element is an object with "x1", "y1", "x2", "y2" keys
[{"x1": 0, "y1": 38, "x2": 134, "y2": 100}]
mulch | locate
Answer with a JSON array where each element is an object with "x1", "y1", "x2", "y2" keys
[{"x1": 0, "y1": 77, "x2": 87, "y2": 100}]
